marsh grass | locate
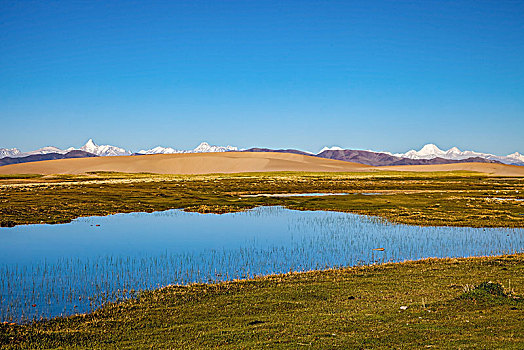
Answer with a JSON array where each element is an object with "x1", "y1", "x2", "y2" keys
[{"x1": 1, "y1": 254, "x2": 522, "y2": 349}]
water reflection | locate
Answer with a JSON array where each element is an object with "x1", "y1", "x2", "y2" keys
[
  {"x1": 0, "y1": 206, "x2": 522, "y2": 323},
  {"x1": 240, "y1": 192, "x2": 351, "y2": 197}
]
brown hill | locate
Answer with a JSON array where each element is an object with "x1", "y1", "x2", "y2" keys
[
  {"x1": 241, "y1": 148, "x2": 503, "y2": 166},
  {"x1": 315, "y1": 149, "x2": 501, "y2": 166},
  {"x1": 0, "y1": 152, "x2": 369, "y2": 175},
  {"x1": 244, "y1": 148, "x2": 313, "y2": 156}
]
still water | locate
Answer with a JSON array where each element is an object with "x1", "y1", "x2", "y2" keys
[{"x1": 1, "y1": 206, "x2": 522, "y2": 322}]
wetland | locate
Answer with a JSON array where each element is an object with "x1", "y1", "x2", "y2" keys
[
  {"x1": 1, "y1": 171, "x2": 523, "y2": 348},
  {"x1": 1, "y1": 171, "x2": 523, "y2": 227},
  {"x1": 2, "y1": 206, "x2": 522, "y2": 323}
]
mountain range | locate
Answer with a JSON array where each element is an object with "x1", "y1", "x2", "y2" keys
[
  {"x1": 316, "y1": 149, "x2": 499, "y2": 167},
  {"x1": 0, "y1": 150, "x2": 97, "y2": 167},
  {"x1": 0, "y1": 140, "x2": 238, "y2": 159},
  {"x1": 0, "y1": 140, "x2": 522, "y2": 167},
  {"x1": 389, "y1": 144, "x2": 524, "y2": 165},
  {"x1": 136, "y1": 142, "x2": 238, "y2": 155}
]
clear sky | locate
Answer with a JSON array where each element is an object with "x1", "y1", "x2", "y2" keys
[{"x1": 1, "y1": 0, "x2": 523, "y2": 154}]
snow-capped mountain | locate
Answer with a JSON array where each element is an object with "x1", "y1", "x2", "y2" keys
[
  {"x1": 0, "y1": 140, "x2": 239, "y2": 159},
  {"x1": 192, "y1": 142, "x2": 237, "y2": 153},
  {"x1": 397, "y1": 144, "x2": 446, "y2": 159},
  {"x1": 137, "y1": 146, "x2": 182, "y2": 155},
  {"x1": 0, "y1": 140, "x2": 131, "y2": 159},
  {"x1": 391, "y1": 144, "x2": 524, "y2": 165},
  {"x1": 0, "y1": 148, "x2": 22, "y2": 158},
  {"x1": 0, "y1": 146, "x2": 67, "y2": 158},
  {"x1": 318, "y1": 146, "x2": 344, "y2": 153},
  {"x1": 137, "y1": 142, "x2": 238, "y2": 155},
  {"x1": 24, "y1": 146, "x2": 69, "y2": 156},
  {"x1": 80, "y1": 139, "x2": 131, "y2": 157},
  {"x1": 507, "y1": 152, "x2": 524, "y2": 164},
  {"x1": 2, "y1": 140, "x2": 522, "y2": 166}
]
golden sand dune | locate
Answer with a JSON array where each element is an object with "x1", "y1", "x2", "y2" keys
[
  {"x1": 379, "y1": 162, "x2": 524, "y2": 177},
  {"x1": 0, "y1": 152, "x2": 370, "y2": 175},
  {"x1": 0, "y1": 152, "x2": 523, "y2": 176}
]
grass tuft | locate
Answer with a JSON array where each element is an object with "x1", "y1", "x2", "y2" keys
[{"x1": 459, "y1": 281, "x2": 522, "y2": 305}]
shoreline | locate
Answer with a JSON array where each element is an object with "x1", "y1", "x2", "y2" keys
[
  {"x1": 4, "y1": 253, "x2": 523, "y2": 324},
  {"x1": 2, "y1": 253, "x2": 522, "y2": 348},
  {"x1": 2, "y1": 203, "x2": 524, "y2": 229}
]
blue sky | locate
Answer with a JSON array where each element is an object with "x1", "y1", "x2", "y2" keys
[{"x1": 1, "y1": 0, "x2": 523, "y2": 154}]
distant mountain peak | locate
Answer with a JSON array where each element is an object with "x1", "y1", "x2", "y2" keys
[
  {"x1": 84, "y1": 139, "x2": 96, "y2": 147},
  {"x1": 419, "y1": 143, "x2": 442, "y2": 153},
  {"x1": 417, "y1": 143, "x2": 445, "y2": 155},
  {"x1": 25, "y1": 146, "x2": 68, "y2": 156},
  {"x1": 192, "y1": 141, "x2": 238, "y2": 153},
  {"x1": 507, "y1": 152, "x2": 524, "y2": 163},
  {"x1": 0, "y1": 147, "x2": 22, "y2": 158},
  {"x1": 319, "y1": 146, "x2": 344, "y2": 153},
  {"x1": 137, "y1": 141, "x2": 238, "y2": 155},
  {"x1": 137, "y1": 146, "x2": 180, "y2": 155},
  {"x1": 80, "y1": 139, "x2": 131, "y2": 157},
  {"x1": 392, "y1": 143, "x2": 523, "y2": 165}
]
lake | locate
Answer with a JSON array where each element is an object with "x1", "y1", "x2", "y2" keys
[{"x1": 1, "y1": 206, "x2": 522, "y2": 323}]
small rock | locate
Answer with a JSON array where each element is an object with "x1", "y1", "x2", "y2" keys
[{"x1": 400, "y1": 306, "x2": 408, "y2": 310}]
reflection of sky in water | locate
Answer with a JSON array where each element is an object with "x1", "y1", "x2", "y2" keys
[
  {"x1": 1, "y1": 207, "x2": 301, "y2": 265},
  {"x1": 1, "y1": 206, "x2": 523, "y2": 323}
]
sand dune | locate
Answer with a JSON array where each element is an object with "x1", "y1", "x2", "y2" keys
[
  {"x1": 0, "y1": 152, "x2": 522, "y2": 176},
  {"x1": 0, "y1": 152, "x2": 370, "y2": 175},
  {"x1": 379, "y1": 162, "x2": 524, "y2": 176}
]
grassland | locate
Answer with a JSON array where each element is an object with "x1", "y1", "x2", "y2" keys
[
  {"x1": 1, "y1": 254, "x2": 522, "y2": 349},
  {"x1": 1, "y1": 171, "x2": 523, "y2": 228}
]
